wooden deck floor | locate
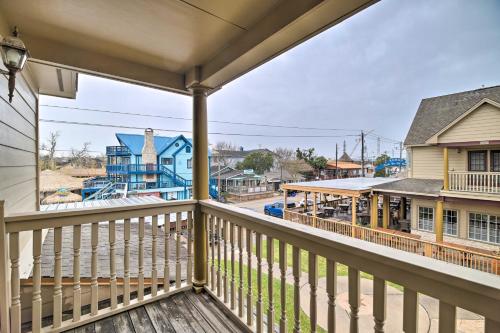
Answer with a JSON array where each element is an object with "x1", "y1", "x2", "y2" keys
[{"x1": 64, "y1": 291, "x2": 247, "y2": 333}]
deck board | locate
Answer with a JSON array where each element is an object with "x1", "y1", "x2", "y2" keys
[{"x1": 58, "y1": 290, "x2": 247, "y2": 333}]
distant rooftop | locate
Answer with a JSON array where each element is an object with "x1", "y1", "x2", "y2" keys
[{"x1": 404, "y1": 85, "x2": 500, "y2": 146}]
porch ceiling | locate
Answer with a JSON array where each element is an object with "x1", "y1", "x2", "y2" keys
[{"x1": 0, "y1": 0, "x2": 377, "y2": 95}]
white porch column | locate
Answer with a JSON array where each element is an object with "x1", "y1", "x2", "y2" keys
[{"x1": 191, "y1": 85, "x2": 209, "y2": 292}]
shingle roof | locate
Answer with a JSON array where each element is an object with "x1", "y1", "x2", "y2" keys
[
  {"x1": 372, "y1": 178, "x2": 443, "y2": 196},
  {"x1": 404, "y1": 85, "x2": 500, "y2": 146}
]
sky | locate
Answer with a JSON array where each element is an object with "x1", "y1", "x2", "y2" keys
[{"x1": 40, "y1": 0, "x2": 500, "y2": 160}]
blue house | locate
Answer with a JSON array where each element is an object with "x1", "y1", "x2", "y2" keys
[{"x1": 84, "y1": 129, "x2": 213, "y2": 200}]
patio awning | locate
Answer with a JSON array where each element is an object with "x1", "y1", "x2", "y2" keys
[{"x1": 282, "y1": 177, "x2": 398, "y2": 197}]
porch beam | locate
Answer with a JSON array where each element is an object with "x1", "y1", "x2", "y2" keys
[
  {"x1": 443, "y1": 147, "x2": 449, "y2": 191},
  {"x1": 23, "y1": 34, "x2": 189, "y2": 95},
  {"x1": 370, "y1": 194, "x2": 378, "y2": 229},
  {"x1": 199, "y1": 0, "x2": 377, "y2": 89},
  {"x1": 192, "y1": 85, "x2": 209, "y2": 292},
  {"x1": 382, "y1": 195, "x2": 390, "y2": 229},
  {"x1": 435, "y1": 199, "x2": 444, "y2": 243}
]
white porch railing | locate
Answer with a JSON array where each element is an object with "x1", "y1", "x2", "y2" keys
[
  {"x1": 0, "y1": 199, "x2": 499, "y2": 333},
  {"x1": 201, "y1": 200, "x2": 500, "y2": 333},
  {"x1": 449, "y1": 171, "x2": 500, "y2": 194},
  {"x1": 0, "y1": 200, "x2": 196, "y2": 333}
]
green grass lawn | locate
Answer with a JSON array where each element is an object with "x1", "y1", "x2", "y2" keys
[
  {"x1": 215, "y1": 259, "x2": 327, "y2": 333},
  {"x1": 251, "y1": 238, "x2": 403, "y2": 291}
]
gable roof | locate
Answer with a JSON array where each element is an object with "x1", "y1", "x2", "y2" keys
[
  {"x1": 115, "y1": 133, "x2": 193, "y2": 155},
  {"x1": 404, "y1": 85, "x2": 500, "y2": 146},
  {"x1": 339, "y1": 152, "x2": 353, "y2": 162}
]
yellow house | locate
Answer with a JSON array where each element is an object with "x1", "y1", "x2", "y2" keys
[{"x1": 374, "y1": 86, "x2": 500, "y2": 251}]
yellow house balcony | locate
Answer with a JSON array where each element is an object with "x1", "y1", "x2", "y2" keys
[{"x1": 448, "y1": 171, "x2": 500, "y2": 194}]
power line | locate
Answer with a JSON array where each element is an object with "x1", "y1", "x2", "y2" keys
[
  {"x1": 40, "y1": 119, "x2": 360, "y2": 139},
  {"x1": 40, "y1": 104, "x2": 363, "y2": 132}
]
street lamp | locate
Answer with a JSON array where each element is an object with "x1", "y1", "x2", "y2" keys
[{"x1": 0, "y1": 27, "x2": 29, "y2": 103}]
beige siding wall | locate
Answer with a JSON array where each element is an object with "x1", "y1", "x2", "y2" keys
[
  {"x1": 410, "y1": 146, "x2": 443, "y2": 179},
  {"x1": 0, "y1": 73, "x2": 39, "y2": 214},
  {"x1": 448, "y1": 148, "x2": 467, "y2": 172},
  {"x1": 438, "y1": 103, "x2": 500, "y2": 143},
  {"x1": 410, "y1": 197, "x2": 500, "y2": 251}
]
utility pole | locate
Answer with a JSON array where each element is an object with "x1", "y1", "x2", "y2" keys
[
  {"x1": 361, "y1": 131, "x2": 365, "y2": 177},
  {"x1": 377, "y1": 137, "x2": 381, "y2": 156},
  {"x1": 335, "y1": 143, "x2": 338, "y2": 179},
  {"x1": 343, "y1": 140, "x2": 346, "y2": 154}
]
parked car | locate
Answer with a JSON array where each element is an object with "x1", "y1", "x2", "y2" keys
[{"x1": 264, "y1": 201, "x2": 296, "y2": 218}]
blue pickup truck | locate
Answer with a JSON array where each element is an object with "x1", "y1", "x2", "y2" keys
[{"x1": 264, "y1": 201, "x2": 296, "y2": 218}]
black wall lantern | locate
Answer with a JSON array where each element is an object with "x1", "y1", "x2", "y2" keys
[{"x1": 0, "y1": 27, "x2": 29, "y2": 103}]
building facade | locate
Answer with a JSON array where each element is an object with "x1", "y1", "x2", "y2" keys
[
  {"x1": 374, "y1": 86, "x2": 500, "y2": 251},
  {"x1": 99, "y1": 129, "x2": 201, "y2": 200}
]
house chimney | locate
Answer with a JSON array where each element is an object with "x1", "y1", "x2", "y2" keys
[{"x1": 142, "y1": 128, "x2": 157, "y2": 182}]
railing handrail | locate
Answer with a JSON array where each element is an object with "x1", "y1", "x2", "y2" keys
[
  {"x1": 285, "y1": 210, "x2": 500, "y2": 260},
  {"x1": 200, "y1": 199, "x2": 500, "y2": 320},
  {"x1": 4, "y1": 199, "x2": 196, "y2": 233},
  {"x1": 449, "y1": 170, "x2": 500, "y2": 175}
]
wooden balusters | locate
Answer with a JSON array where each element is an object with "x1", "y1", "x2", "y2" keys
[
  {"x1": 123, "y1": 218, "x2": 131, "y2": 305},
  {"x1": 373, "y1": 277, "x2": 386, "y2": 333},
  {"x1": 223, "y1": 219, "x2": 228, "y2": 303},
  {"x1": 438, "y1": 301, "x2": 456, "y2": 333},
  {"x1": 267, "y1": 236, "x2": 275, "y2": 333},
  {"x1": 348, "y1": 267, "x2": 360, "y2": 333},
  {"x1": 176, "y1": 212, "x2": 182, "y2": 288},
  {"x1": 326, "y1": 260, "x2": 337, "y2": 333},
  {"x1": 138, "y1": 217, "x2": 145, "y2": 301},
  {"x1": 89, "y1": 223, "x2": 99, "y2": 316},
  {"x1": 403, "y1": 288, "x2": 419, "y2": 333},
  {"x1": 293, "y1": 246, "x2": 301, "y2": 333},
  {"x1": 246, "y1": 228, "x2": 253, "y2": 326},
  {"x1": 216, "y1": 216, "x2": 222, "y2": 297},
  {"x1": 210, "y1": 215, "x2": 215, "y2": 291},
  {"x1": 32, "y1": 229, "x2": 42, "y2": 333},
  {"x1": 256, "y1": 232, "x2": 263, "y2": 333},
  {"x1": 9, "y1": 232, "x2": 20, "y2": 333},
  {"x1": 238, "y1": 226, "x2": 244, "y2": 318},
  {"x1": 151, "y1": 215, "x2": 158, "y2": 296},
  {"x1": 309, "y1": 253, "x2": 318, "y2": 333},
  {"x1": 279, "y1": 241, "x2": 287, "y2": 333},
  {"x1": 187, "y1": 211, "x2": 193, "y2": 285},
  {"x1": 73, "y1": 225, "x2": 82, "y2": 321},
  {"x1": 109, "y1": 220, "x2": 117, "y2": 309},
  {"x1": 230, "y1": 222, "x2": 236, "y2": 310},
  {"x1": 53, "y1": 227, "x2": 63, "y2": 327},
  {"x1": 164, "y1": 214, "x2": 170, "y2": 292}
]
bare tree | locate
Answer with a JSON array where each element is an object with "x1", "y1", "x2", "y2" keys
[
  {"x1": 70, "y1": 142, "x2": 92, "y2": 168},
  {"x1": 41, "y1": 131, "x2": 59, "y2": 170},
  {"x1": 273, "y1": 147, "x2": 311, "y2": 181},
  {"x1": 213, "y1": 141, "x2": 238, "y2": 166}
]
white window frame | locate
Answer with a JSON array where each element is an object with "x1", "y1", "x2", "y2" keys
[
  {"x1": 468, "y1": 212, "x2": 500, "y2": 244},
  {"x1": 418, "y1": 206, "x2": 434, "y2": 232},
  {"x1": 443, "y1": 209, "x2": 458, "y2": 236}
]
